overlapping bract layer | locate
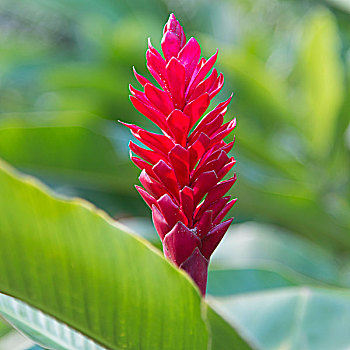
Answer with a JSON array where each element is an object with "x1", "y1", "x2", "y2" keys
[{"x1": 123, "y1": 13, "x2": 236, "y2": 295}]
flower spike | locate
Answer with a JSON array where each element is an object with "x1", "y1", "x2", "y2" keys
[{"x1": 122, "y1": 13, "x2": 236, "y2": 295}]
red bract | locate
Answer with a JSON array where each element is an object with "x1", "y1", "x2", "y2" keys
[{"x1": 122, "y1": 13, "x2": 236, "y2": 295}]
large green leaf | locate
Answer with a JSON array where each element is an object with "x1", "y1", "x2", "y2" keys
[
  {"x1": 0, "y1": 160, "x2": 204, "y2": 349},
  {"x1": 0, "y1": 160, "x2": 254, "y2": 350},
  {"x1": 212, "y1": 287, "x2": 350, "y2": 350}
]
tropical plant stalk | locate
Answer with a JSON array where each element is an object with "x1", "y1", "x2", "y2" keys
[{"x1": 122, "y1": 13, "x2": 236, "y2": 295}]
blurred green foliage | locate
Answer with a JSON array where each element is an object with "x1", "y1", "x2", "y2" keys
[
  {"x1": 0, "y1": 0, "x2": 350, "y2": 348},
  {"x1": 0, "y1": 0, "x2": 349, "y2": 252}
]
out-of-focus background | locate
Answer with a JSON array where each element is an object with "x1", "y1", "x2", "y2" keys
[{"x1": 0, "y1": 0, "x2": 350, "y2": 348}]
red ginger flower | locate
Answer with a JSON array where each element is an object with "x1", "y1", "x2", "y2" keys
[{"x1": 122, "y1": 13, "x2": 236, "y2": 295}]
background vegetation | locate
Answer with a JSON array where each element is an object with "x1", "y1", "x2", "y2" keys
[{"x1": 0, "y1": 0, "x2": 350, "y2": 349}]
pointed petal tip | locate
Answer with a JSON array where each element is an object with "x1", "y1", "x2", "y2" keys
[
  {"x1": 226, "y1": 217, "x2": 234, "y2": 225},
  {"x1": 200, "y1": 218, "x2": 234, "y2": 259},
  {"x1": 128, "y1": 140, "x2": 134, "y2": 148},
  {"x1": 185, "y1": 37, "x2": 200, "y2": 48},
  {"x1": 119, "y1": 121, "x2": 137, "y2": 131},
  {"x1": 138, "y1": 168, "x2": 147, "y2": 180},
  {"x1": 166, "y1": 13, "x2": 180, "y2": 28},
  {"x1": 157, "y1": 192, "x2": 171, "y2": 203},
  {"x1": 213, "y1": 49, "x2": 219, "y2": 60}
]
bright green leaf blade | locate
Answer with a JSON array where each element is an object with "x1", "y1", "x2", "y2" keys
[
  {"x1": 0, "y1": 293, "x2": 105, "y2": 350},
  {"x1": 212, "y1": 287, "x2": 350, "y2": 350},
  {"x1": 0, "y1": 160, "x2": 208, "y2": 350}
]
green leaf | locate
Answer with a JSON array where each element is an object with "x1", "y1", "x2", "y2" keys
[
  {"x1": 212, "y1": 287, "x2": 350, "y2": 350},
  {"x1": 220, "y1": 48, "x2": 297, "y2": 127},
  {"x1": 0, "y1": 160, "x2": 253, "y2": 350},
  {"x1": 298, "y1": 9, "x2": 344, "y2": 156}
]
